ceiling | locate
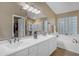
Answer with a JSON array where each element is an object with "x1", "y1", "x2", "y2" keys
[
  {"x1": 17, "y1": 2, "x2": 46, "y2": 19},
  {"x1": 46, "y1": 2, "x2": 79, "y2": 14}
]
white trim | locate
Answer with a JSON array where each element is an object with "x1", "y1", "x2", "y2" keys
[{"x1": 12, "y1": 15, "x2": 25, "y2": 18}]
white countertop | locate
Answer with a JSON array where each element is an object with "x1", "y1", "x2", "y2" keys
[{"x1": 0, "y1": 34, "x2": 56, "y2": 56}]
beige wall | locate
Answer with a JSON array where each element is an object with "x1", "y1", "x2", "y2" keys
[
  {"x1": 25, "y1": 2, "x2": 57, "y2": 33},
  {"x1": 30, "y1": 2, "x2": 57, "y2": 32},
  {"x1": 57, "y1": 10, "x2": 79, "y2": 33},
  {"x1": 0, "y1": 2, "x2": 27, "y2": 40},
  {"x1": 0, "y1": 2, "x2": 57, "y2": 40},
  {"x1": 31, "y1": 2, "x2": 56, "y2": 25}
]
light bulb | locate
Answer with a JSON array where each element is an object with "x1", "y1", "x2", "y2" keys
[
  {"x1": 35, "y1": 10, "x2": 41, "y2": 14},
  {"x1": 22, "y1": 4, "x2": 30, "y2": 10},
  {"x1": 28, "y1": 7, "x2": 34, "y2": 11},
  {"x1": 32, "y1": 9, "x2": 38, "y2": 13}
]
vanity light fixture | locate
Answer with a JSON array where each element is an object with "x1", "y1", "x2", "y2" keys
[
  {"x1": 32, "y1": 8, "x2": 38, "y2": 13},
  {"x1": 35, "y1": 10, "x2": 41, "y2": 14},
  {"x1": 21, "y1": 3, "x2": 41, "y2": 14},
  {"x1": 22, "y1": 4, "x2": 30, "y2": 10},
  {"x1": 28, "y1": 7, "x2": 34, "y2": 11}
]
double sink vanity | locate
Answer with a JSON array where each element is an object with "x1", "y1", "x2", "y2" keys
[{"x1": 0, "y1": 34, "x2": 57, "y2": 56}]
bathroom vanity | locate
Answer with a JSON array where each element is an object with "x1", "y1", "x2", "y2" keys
[{"x1": 0, "y1": 34, "x2": 57, "y2": 56}]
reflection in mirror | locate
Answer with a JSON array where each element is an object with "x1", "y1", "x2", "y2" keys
[
  {"x1": 25, "y1": 17, "x2": 55, "y2": 37},
  {"x1": 12, "y1": 15, "x2": 25, "y2": 39}
]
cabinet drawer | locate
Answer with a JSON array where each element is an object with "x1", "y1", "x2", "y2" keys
[
  {"x1": 38, "y1": 40, "x2": 49, "y2": 56},
  {"x1": 48, "y1": 38, "x2": 57, "y2": 55},
  {"x1": 28, "y1": 45, "x2": 38, "y2": 56}
]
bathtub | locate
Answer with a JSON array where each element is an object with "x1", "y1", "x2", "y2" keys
[{"x1": 57, "y1": 34, "x2": 79, "y2": 54}]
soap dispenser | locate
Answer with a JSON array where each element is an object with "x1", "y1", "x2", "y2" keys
[{"x1": 34, "y1": 31, "x2": 37, "y2": 39}]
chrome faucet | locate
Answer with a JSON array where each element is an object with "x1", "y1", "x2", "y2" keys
[
  {"x1": 8, "y1": 37, "x2": 20, "y2": 44},
  {"x1": 14, "y1": 37, "x2": 19, "y2": 43},
  {"x1": 14, "y1": 37, "x2": 17, "y2": 43},
  {"x1": 73, "y1": 39, "x2": 77, "y2": 43}
]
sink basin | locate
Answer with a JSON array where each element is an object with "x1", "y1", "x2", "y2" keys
[
  {"x1": 5, "y1": 40, "x2": 24, "y2": 49},
  {"x1": 5, "y1": 38, "x2": 33, "y2": 49}
]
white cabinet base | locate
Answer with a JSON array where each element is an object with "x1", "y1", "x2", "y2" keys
[
  {"x1": 38, "y1": 41, "x2": 49, "y2": 56},
  {"x1": 28, "y1": 45, "x2": 38, "y2": 56},
  {"x1": 8, "y1": 37, "x2": 57, "y2": 56},
  {"x1": 9, "y1": 48, "x2": 28, "y2": 56}
]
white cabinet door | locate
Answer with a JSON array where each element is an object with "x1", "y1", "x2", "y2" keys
[
  {"x1": 48, "y1": 38, "x2": 57, "y2": 55},
  {"x1": 9, "y1": 48, "x2": 28, "y2": 56},
  {"x1": 48, "y1": 39, "x2": 53, "y2": 55},
  {"x1": 28, "y1": 45, "x2": 38, "y2": 56},
  {"x1": 38, "y1": 40, "x2": 49, "y2": 56}
]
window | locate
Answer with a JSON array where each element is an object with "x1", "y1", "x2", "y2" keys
[{"x1": 58, "y1": 16, "x2": 77, "y2": 34}]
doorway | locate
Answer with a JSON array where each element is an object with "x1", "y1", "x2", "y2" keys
[
  {"x1": 14, "y1": 17, "x2": 19, "y2": 37},
  {"x1": 12, "y1": 15, "x2": 25, "y2": 38}
]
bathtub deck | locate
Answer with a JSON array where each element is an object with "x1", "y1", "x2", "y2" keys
[{"x1": 50, "y1": 48, "x2": 79, "y2": 56}]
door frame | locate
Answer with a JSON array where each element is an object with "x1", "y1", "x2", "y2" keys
[{"x1": 12, "y1": 15, "x2": 25, "y2": 38}]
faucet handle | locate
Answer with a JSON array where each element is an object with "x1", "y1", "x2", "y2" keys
[
  {"x1": 11, "y1": 36, "x2": 14, "y2": 39},
  {"x1": 14, "y1": 37, "x2": 17, "y2": 43},
  {"x1": 14, "y1": 37, "x2": 20, "y2": 43},
  {"x1": 17, "y1": 38, "x2": 20, "y2": 42},
  {"x1": 8, "y1": 39, "x2": 12, "y2": 44}
]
